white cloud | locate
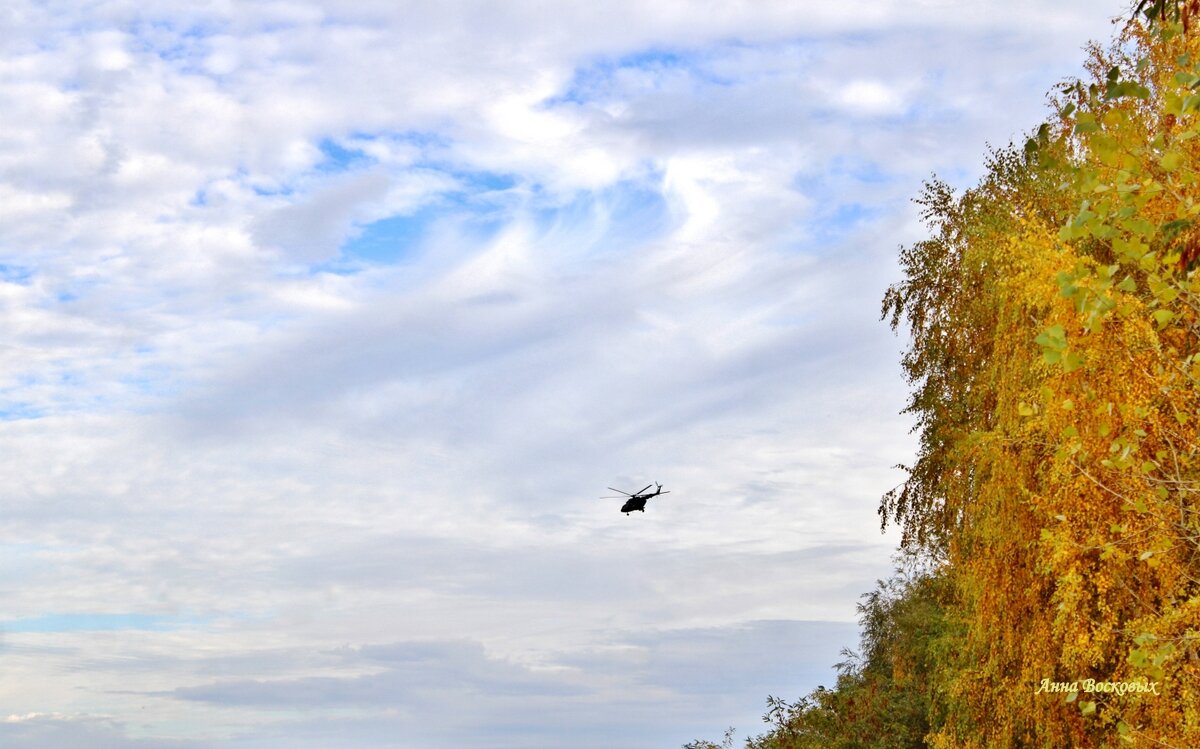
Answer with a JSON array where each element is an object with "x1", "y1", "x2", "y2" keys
[{"x1": 835, "y1": 79, "x2": 908, "y2": 116}]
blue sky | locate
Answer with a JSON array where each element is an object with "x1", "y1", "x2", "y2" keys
[{"x1": 0, "y1": 1, "x2": 1128, "y2": 747}]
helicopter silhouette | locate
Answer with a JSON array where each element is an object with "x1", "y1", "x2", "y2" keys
[{"x1": 602, "y1": 483, "x2": 669, "y2": 514}]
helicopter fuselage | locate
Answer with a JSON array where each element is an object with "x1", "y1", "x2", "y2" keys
[{"x1": 621, "y1": 497, "x2": 648, "y2": 513}]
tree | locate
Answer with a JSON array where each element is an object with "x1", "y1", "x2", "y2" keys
[
  {"x1": 884, "y1": 15, "x2": 1200, "y2": 746},
  {"x1": 689, "y1": 10, "x2": 1200, "y2": 749},
  {"x1": 687, "y1": 570, "x2": 952, "y2": 749}
]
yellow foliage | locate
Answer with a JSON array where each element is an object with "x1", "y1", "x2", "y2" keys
[{"x1": 885, "y1": 17, "x2": 1200, "y2": 748}]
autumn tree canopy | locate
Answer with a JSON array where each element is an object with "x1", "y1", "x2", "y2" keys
[
  {"x1": 882, "y1": 12, "x2": 1200, "y2": 746},
  {"x1": 690, "y1": 7, "x2": 1200, "y2": 748}
]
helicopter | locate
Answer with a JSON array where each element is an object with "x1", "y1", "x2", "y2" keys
[{"x1": 602, "y1": 483, "x2": 669, "y2": 514}]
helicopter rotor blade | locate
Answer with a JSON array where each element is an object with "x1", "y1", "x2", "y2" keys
[
  {"x1": 607, "y1": 487, "x2": 634, "y2": 496},
  {"x1": 634, "y1": 484, "x2": 653, "y2": 496}
]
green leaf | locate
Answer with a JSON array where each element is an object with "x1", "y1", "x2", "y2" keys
[
  {"x1": 1059, "y1": 223, "x2": 1083, "y2": 241},
  {"x1": 1149, "y1": 275, "x2": 1179, "y2": 303},
  {"x1": 1161, "y1": 218, "x2": 1192, "y2": 239},
  {"x1": 1075, "y1": 112, "x2": 1100, "y2": 134},
  {"x1": 1035, "y1": 325, "x2": 1068, "y2": 351},
  {"x1": 1153, "y1": 309, "x2": 1175, "y2": 327},
  {"x1": 1128, "y1": 217, "x2": 1157, "y2": 238}
]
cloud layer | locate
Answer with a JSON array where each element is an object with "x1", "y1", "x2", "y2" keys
[{"x1": 0, "y1": 1, "x2": 1128, "y2": 746}]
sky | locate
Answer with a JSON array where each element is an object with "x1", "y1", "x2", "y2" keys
[{"x1": 0, "y1": 1, "x2": 1131, "y2": 747}]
